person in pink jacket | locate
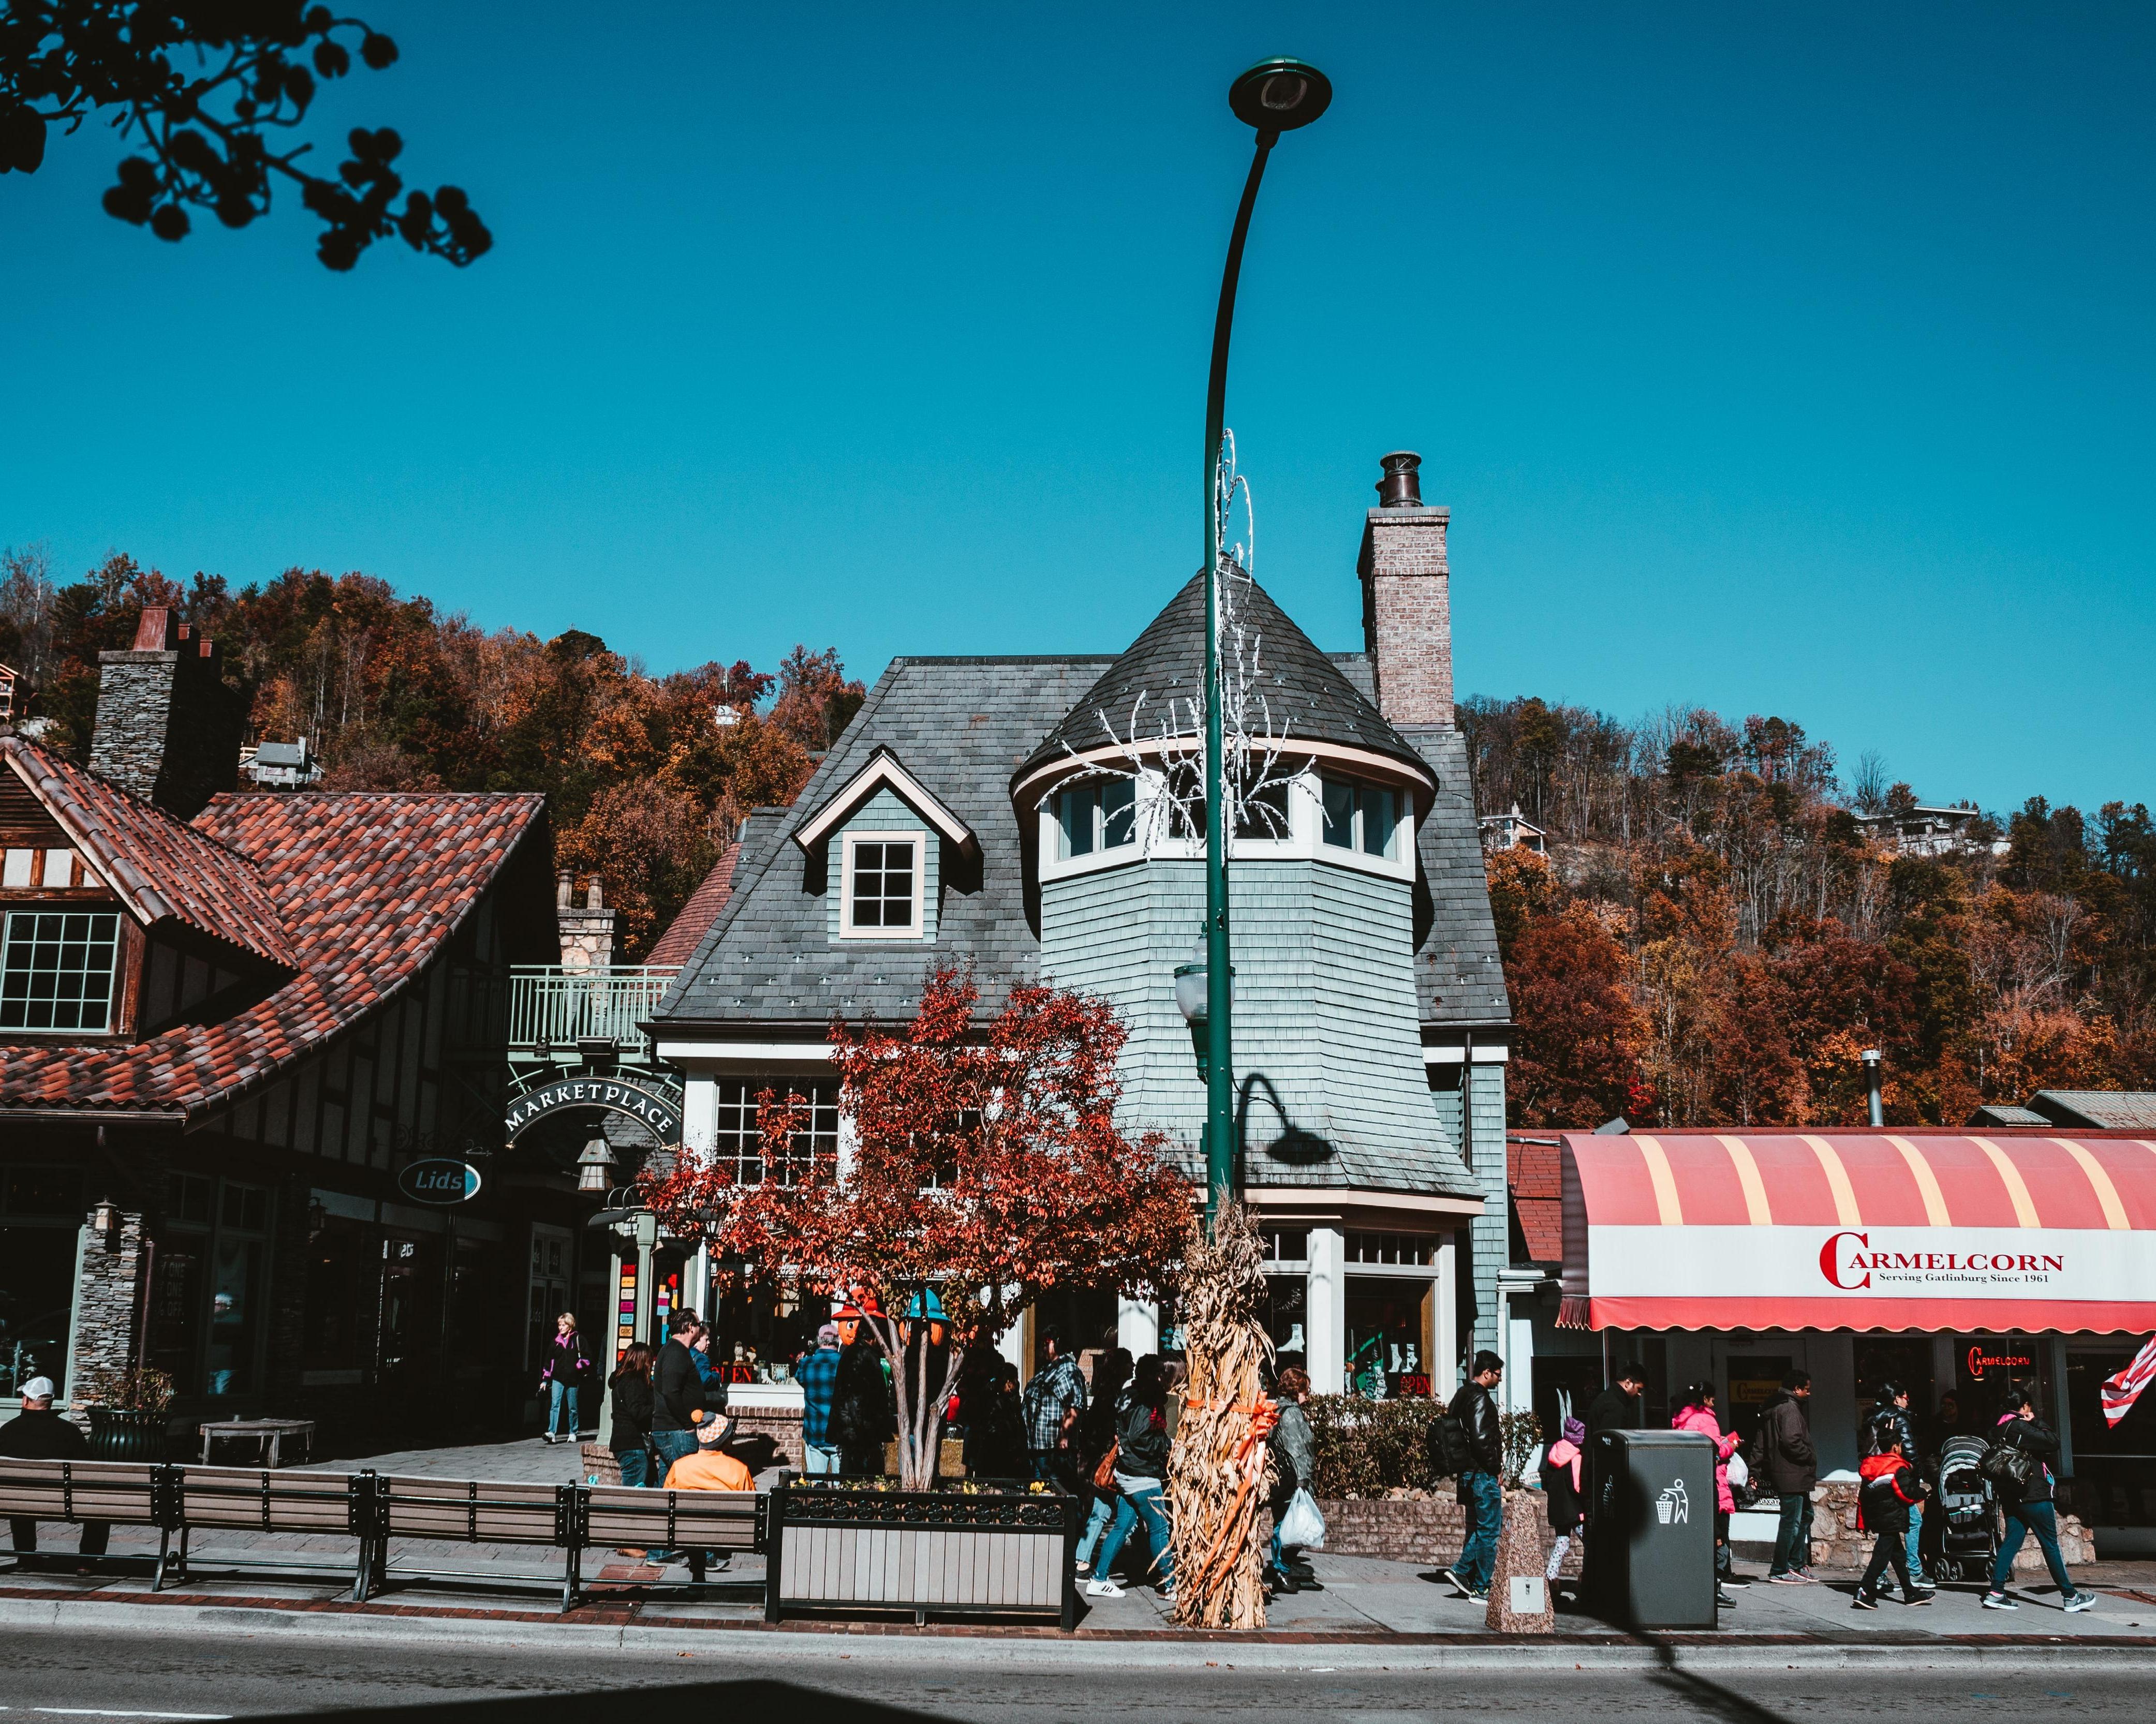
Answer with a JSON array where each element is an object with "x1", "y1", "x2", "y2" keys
[{"x1": 1674, "y1": 1382, "x2": 1741, "y2": 1606}]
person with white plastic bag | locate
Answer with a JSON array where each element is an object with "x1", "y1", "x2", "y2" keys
[{"x1": 1266, "y1": 1367, "x2": 1323, "y2": 1594}]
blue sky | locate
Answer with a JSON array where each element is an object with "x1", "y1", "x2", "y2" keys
[{"x1": 4, "y1": 3, "x2": 2151, "y2": 818}]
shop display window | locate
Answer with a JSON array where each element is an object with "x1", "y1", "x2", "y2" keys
[
  {"x1": 1344, "y1": 1276, "x2": 1433, "y2": 1399},
  {"x1": 152, "y1": 1172, "x2": 274, "y2": 1398},
  {"x1": 0, "y1": 1166, "x2": 83, "y2": 1397}
]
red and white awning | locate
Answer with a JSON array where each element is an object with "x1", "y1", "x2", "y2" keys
[{"x1": 1559, "y1": 1130, "x2": 2156, "y2": 1334}]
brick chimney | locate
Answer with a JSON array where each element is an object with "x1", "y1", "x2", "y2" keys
[
  {"x1": 89, "y1": 606, "x2": 244, "y2": 817},
  {"x1": 1357, "y1": 451, "x2": 1453, "y2": 727}
]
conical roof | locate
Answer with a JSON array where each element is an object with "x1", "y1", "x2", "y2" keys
[{"x1": 1015, "y1": 570, "x2": 1434, "y2": 787}]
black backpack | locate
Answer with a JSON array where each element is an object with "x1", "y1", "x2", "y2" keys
[{"x1": 1426, "y1": 1408, "x2": 1476, "y2": 1480}]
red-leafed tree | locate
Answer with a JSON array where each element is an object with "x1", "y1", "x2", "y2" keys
[{"x1": 643, "y1": 969, "x2": 1191, "y2": 1489}]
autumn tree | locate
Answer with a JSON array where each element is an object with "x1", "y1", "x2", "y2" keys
[{"x1": 643, "y1": 970, "x2": 1190, "y2": 1489}]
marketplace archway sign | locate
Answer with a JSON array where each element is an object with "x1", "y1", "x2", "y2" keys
[{"x1": 505, "y1": 1074, "x2": 683, "y2": 1146}]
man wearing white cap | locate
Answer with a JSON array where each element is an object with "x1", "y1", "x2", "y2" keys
[{"x1": 1, "y1": 1378, "x2": 108, "y2": 1569}]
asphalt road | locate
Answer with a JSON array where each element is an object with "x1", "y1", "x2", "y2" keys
[{"x1": 2, "y1": 1628, "x2": 2152, "y2": 1723}]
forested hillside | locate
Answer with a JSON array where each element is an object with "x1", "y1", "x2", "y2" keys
[
  {"x1": 0, "y1": 547, "x2": 862, "y2": 958},
  {"x1": 1464, "y1": 697, "x2": 2156, "y2": 1128}
]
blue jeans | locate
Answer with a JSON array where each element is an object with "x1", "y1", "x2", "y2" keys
[
  {"x1": 651, "y1": 1428, "x2": 699, "y2": 1483},
  {"x1": 803, "y1": 1441, "x2": 841, "y2": 1476},
  {"x1": 1904, "y1": 1498, "x2": 1925, "y2": 1582},
  {"x1": 1456, "y1": 1470, "x2": 1501, "y2": 1595},
  {"x1": 1992, "y1": 1499, "x2": 2074, "y2": 1596},
  {"x1": 1093, "y1": 1483, "x2": 1174, "y2": 1587},
  {"x1": 614, "y1": 1446, "x2": 654, "y2": 1489},
  {"x1": 1771, "y1": 1491, "x2": 1813, "y2": 1576},
  {"x1": 548, "y1": 1380, "x2": 579, "y2": 1437},
  {"x1": 1076, "y1": 1495, "x2": 1114, "y2": 1566}
]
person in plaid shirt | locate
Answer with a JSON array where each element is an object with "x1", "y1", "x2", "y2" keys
[
  {"x1": 1022, "y1": 1329, "x2": 1088, "y2": 1492},
  {"x1": 795, "y1": 1321, "x2": 844, "y2": 1475}
]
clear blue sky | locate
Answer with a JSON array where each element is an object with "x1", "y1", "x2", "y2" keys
[{"x1": 4, "y1": 3, "x2": 2151, "y2": 818}]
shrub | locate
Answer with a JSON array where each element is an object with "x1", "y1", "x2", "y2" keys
[{"x1": 1306, "y1": 1394, "x2": 1441, "y2": 1498}]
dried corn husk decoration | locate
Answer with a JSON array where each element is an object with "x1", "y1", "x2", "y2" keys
[{"x1": 1166, "y1": 1202, "x2": 1276, "y2": 1629}]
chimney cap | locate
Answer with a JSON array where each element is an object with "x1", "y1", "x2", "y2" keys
[
  {"x1": 1375, "y1": 451, "x2": 1423, "y2": 509},
  {"x1": 131, "y1": 607, "x2": 177, "y2": 652}
]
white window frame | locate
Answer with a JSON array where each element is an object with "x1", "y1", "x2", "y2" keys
[
  {"x1": 1037, "y1": 766, "x2": 1414, "y2": 883},
  {"x1": 839, "y1": 830, "x2": 926, "y2": 939}
]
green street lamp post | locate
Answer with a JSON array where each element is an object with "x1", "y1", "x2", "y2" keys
[{"x1": 1198, "y1": 58, "x2": 1331, "y2": 1228}]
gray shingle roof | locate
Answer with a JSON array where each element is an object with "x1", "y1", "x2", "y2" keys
[
  {"x1": 1397, "y1": 719, "x2": 1512, "y2": 1028},
  {"x1": 2027, "y1": 1090, "x2": 2156, "y2": 1131},
  {"x1": 1017, "y1": 571, "x2": 1435, "y2": 787},
  {"x1": 654, "y1": 657, "x2": 1112, "y2": 1031},
  {"x1": 658, "y1": 654, "x2": 1511, "y2": 1037}
]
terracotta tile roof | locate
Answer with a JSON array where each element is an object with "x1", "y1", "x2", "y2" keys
[
  {"x1": 1508, "y1": 1136, "x2": 1563, "y2": 1263},
  {"x1": 645, "y1": 844, "x2": 739, "y2": 968},
  {"x1": 0, "y1": 774, "x2": 544, "y2": 1119},
  {"x1": 2, "y1": 737, "x2": 297, "y2": 968}
]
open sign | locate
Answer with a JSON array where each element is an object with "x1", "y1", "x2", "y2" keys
[{"x1": 396, "y1": 1158, "x2": 482, "y2": 1206}]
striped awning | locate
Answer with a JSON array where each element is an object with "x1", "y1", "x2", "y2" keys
[{"x1": 1558, "y1": 1130, "x2": 2156, "y2": 1334}]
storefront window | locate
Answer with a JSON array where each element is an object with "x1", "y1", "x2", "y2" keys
[
  {"x1": 527, "y1": 1225, "x2": 572, "y2": 1370},
  {"x1": 379, "y1": 1235, "x2": 444, "y2": 1393},
  {"x1": 0, "y1": 1166, "x2": 84, "y2": 1397},
  {"x1": 302, "y1": 1218, "x2": 368, "y2": 1370},
  {"x1": 1345, "y1": 1276, "x2": 1433, "y2": 1399},
  {"x1": 152, "y1": 1173, "x2": 273, "y2": 1398},
  {"x1": 2067, "y1": 1346, "x2": 2156, "y2": 1526}
]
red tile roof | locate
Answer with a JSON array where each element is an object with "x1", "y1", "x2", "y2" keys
[
  {"x1": 0, "y1": 762, "x2": 544, "y2": 1119},
  {"x1": 645, "y1": 844, "x2": 740, "y2": 968},
  {"x1": 2, "y1": 738, "x2": 297, "y2": 968},
  {"x1": 1508, "y1": 1135, "x2": 1564, "y2": 1263}
]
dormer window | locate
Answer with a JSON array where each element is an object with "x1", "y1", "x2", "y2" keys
[
  {"x1": 843, "y1": 835, "x2": 921, "y2": 936},
  {"x1": 1321, "y1": 776, "x2": 1400, "y2": 859},
  {"x1": 1055, "y1": 778, "x2": 1137, "y2": 859},
  {"x1": 1, "y1": 909, "x2": 121, "y2": 1032}
]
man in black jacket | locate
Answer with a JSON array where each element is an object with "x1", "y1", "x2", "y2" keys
[
  {"x1": 1442, "y1": 1351, "x2": 1505, "y2": 1602},
  {"x1": 651, "y1": 1313, "x2": 714, "y2": 1480},
  {"x1": 0, "y1": 1379, "x2": 108, "y2": 1568},
  {"x1": 1760, "y1": 1372, "x2": 1817, "y2": 1582},
  {"x1": 1584, "y1": 1362, "x2": 1647, "y2": 1441}
]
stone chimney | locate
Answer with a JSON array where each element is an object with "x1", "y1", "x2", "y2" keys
[
  {"x1": 557, "y1": 870, "x2": 615, "y2": 970},
  {"x1": 89, "y1": 606, "x2": 244, "y2": 817},
  {"x1": 1357, "y1": 451, "x2": 1453, "y2": 727}
]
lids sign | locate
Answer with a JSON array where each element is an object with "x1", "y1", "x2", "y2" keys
[{"x1": 397, "y1": 1158, "x2": 483, "y2": 1206}]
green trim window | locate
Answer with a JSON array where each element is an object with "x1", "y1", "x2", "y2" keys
[
  {"x1": 1055, "y1": 778, "x2": 1137, "y2": 858},
  {"x1": 0, "y1": 910, "x2": 121, "y2": 1031},
  {"x1": 1320, "y1": 777, "x2": 1400, "y2": 859}
]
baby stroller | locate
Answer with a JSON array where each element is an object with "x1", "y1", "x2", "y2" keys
[{"x1": 1935, "y1": 1434, "x2": 1998, "y2": 1582}]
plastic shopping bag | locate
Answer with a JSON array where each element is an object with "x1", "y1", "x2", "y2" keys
[
  {"x1": 1725, "y1": 1449, "x2": 1749, "y2": 1490},
  {"x1": 1278, "y1": 1487, "x2": 1327, "y2": 1550}
]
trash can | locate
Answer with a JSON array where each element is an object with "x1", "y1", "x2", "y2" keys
[{"x1": 1587, "y1": 1429, "x2": 1718, "y2": 1629}]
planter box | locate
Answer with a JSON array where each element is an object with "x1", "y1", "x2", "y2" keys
[{"x1": 765, "y1": 1482, "x2": 1077, "y2": 1629}]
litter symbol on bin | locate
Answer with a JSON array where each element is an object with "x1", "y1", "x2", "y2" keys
[{"x1": 1656, "y1": 1478, "x2": 1689, "y2": 1525}]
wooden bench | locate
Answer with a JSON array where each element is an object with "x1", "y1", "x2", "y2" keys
[
  {"x1": 0, "y1": 1457, "x2": 770, "y2": 1613},
  {"x1": 0, "y1": 1458, "x2": 167, "y2": 1572}
]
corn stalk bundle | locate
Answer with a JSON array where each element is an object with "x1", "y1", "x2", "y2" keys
[{"x1": 1166, "y1": 1202, "x2": 1276, "y2": 1629}]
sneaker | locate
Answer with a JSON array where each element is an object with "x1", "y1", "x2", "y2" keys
[
  {"x1": 1766, "y1": 1571, "x2": 1805, "y2": 1584},
  {"x1": 1905, "y1": 1590, "x2": 1933, "y2": 1607},
  {"x1": 1442, "y1": 1566, "x2": 1473, "y2": 1598},
  {"x1": 1085, "y1": 1578, "x2": 1124, "y2": 1598},
  {"x1": 1716, "y1": 1587, "x2": 1737, "y2": 1607},
  {"x1": 1467, "y1": 1590, "x2": 1489, "y2": 1604},
  {"x1": 2064, "y1": 1591, "x2": 2099, "y2": 1613},
  {"x1": 1722, "y1": 1572, "x2": 1753, "y2": 1588},
  {"x1": 1793, "y1": 1567, "x2": 1822, "y2": 1583},
  {"x1": 1982, "y1": 1592, "x2": 2019, "y2": 1610},
  {"x1": 1851, "y1": 1591, "x2": 1879, "y2": 1611}
]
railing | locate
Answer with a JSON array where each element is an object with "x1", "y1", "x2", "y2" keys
[{"x1": 507, "y1": 966, "x2": 679, "y2": 1054}]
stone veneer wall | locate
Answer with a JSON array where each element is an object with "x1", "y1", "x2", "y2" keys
[
  {"x1": 1803, "y1": 1479, "x2": 2092, "y2": 1574},
  {"x1": 1310, "y1": 1495, "x2": 1583, "y2": 1576},
  {"x1": 66, "y1": 1213, "x2": 142, "y2": 1402}
]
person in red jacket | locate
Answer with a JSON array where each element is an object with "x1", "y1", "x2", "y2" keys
[{"x1": 1851, "y1": 1420, "x2": 1931, "y2": 1610}]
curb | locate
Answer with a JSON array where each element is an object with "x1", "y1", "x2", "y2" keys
[{"x1": 1, "y1": 1599, "x2": 2152, "y2": 1671}]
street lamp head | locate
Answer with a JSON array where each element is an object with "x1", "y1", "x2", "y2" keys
[{"x1": 1228, "y1": 58, "x2": 1332, "y2": 133}]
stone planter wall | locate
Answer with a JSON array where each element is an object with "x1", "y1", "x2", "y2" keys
[
  {"x1": 1805, "y1": 1480, "x2": 2092, "y2": 1574},
  {"x1": 1310, "y1": 1493, "x2": 1582, "y2": 1576}
]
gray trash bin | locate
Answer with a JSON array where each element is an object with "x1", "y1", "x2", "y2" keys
[{"x1": 1587, "y1": 1428, "x2": 1718, "y2": 1629}]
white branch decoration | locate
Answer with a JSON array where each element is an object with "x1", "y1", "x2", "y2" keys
[{"x1": 1044, "y1": 432, "x2": 1299, "y2": 854}]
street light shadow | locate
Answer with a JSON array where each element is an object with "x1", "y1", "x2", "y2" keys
[
  {"x1": 252, "y1": 1678, "x2": 955, "y2": 1724},
  {"x1": 1640, "y1": 1641, "x2": 1803, "y2": 1724}
]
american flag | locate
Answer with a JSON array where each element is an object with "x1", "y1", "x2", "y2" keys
[{"x1": 2102, "y1": 1334, "x2": 2156, "y2": 1428}]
